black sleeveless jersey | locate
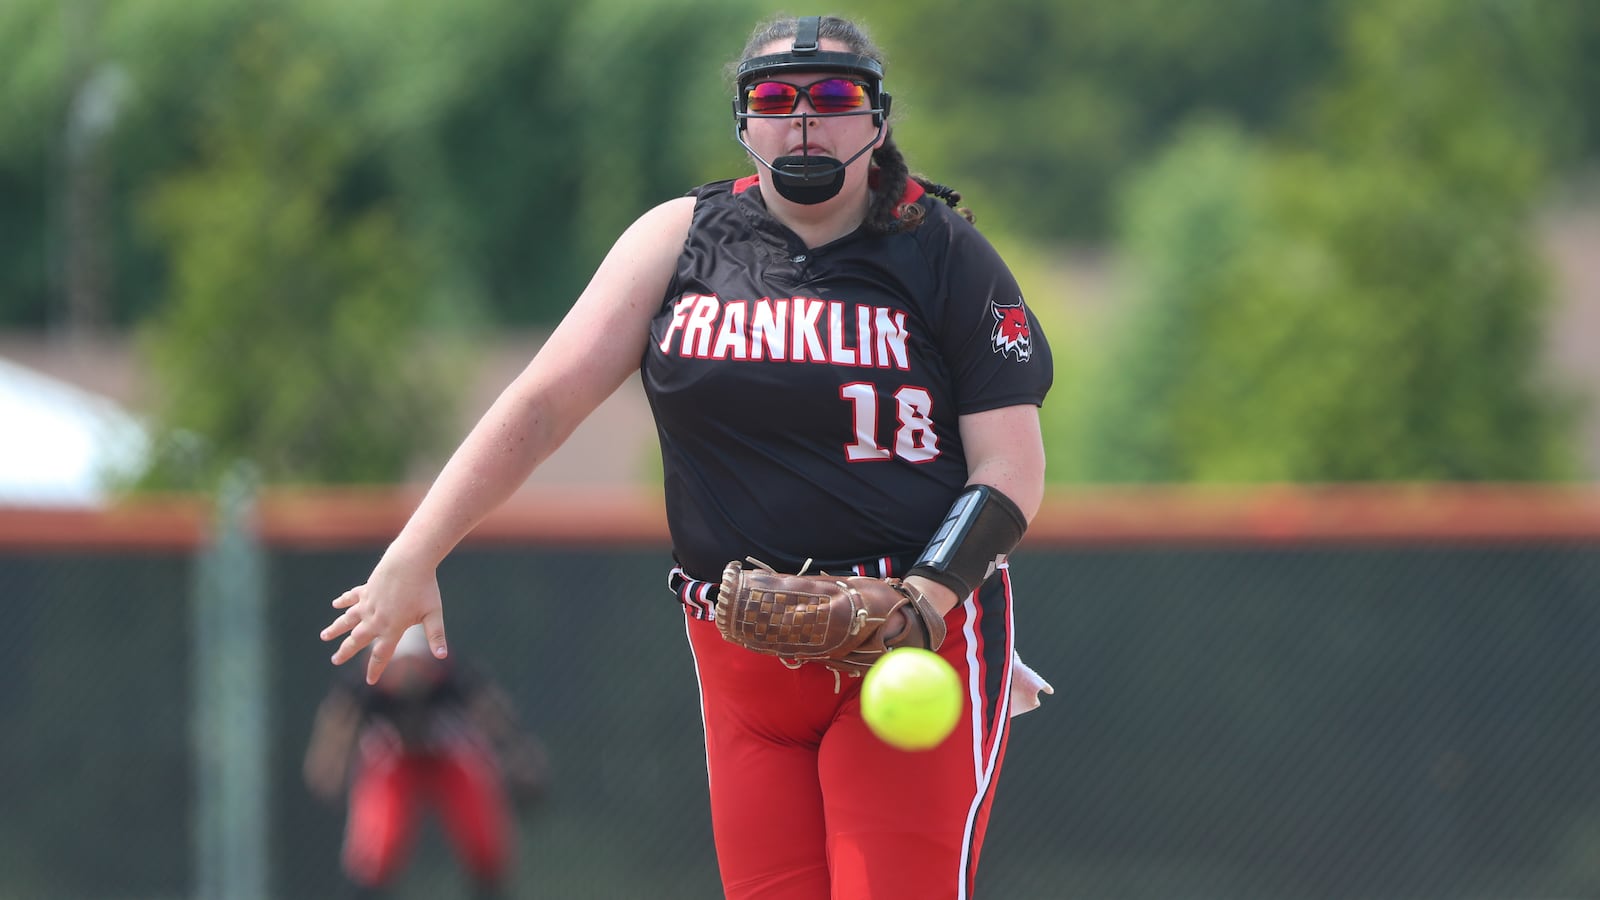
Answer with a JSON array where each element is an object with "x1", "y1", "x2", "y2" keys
[{"x1": 642, "y1": 175, "x2": 1053, "y2": 581}]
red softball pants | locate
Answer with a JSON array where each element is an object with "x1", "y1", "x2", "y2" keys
[
  {"x1": 684, "y1": 567, "x2": 1016, "y2": 900},
  {"x1": 341, "y1": 737, "x2": 514, "y2": 889}
]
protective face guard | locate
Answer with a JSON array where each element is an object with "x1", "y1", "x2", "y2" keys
[{"x1": 730, "y1": 16, "x2": 892, "y2": 204}]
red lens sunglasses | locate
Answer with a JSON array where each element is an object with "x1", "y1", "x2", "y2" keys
[{"x1": 743, "y1": 77, "x2": 872, "y2": 115}]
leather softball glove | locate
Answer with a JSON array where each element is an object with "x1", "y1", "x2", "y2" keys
[{"x1": 716, "y1": 558, "x2": 948, "y2": 675}]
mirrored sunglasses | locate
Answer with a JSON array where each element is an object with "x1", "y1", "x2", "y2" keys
[{"x1": 744, "y1": 78, "x2": 871, "y2": 115}]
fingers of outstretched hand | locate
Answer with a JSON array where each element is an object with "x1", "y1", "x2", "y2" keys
[
  {"x1": 321, "y1": 587, "x2": 364, "y2": 643},
  {"x1": 361, "y1": 629, "x2": 395, "y2": 685},
  {"x1": 321, "y1": 573, "x2": 448, "y2": 683},
  {"x1": 421, "y1": 618, "x2": 448, "y2": 660},
  {"x1": 363, "y1": 612, "x2": 448, "y2": 686},
  {"x1": 320, "y1": 584, "x2": 392, "y2": 674}
]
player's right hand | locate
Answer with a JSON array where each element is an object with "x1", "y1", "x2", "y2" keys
[{"x1": 321, "y1": 558, "x2": 448, "y2": 684}]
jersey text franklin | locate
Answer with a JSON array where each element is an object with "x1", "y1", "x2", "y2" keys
[{"x1": 659, "y1": 293, "x2": 911, "y2": 369}]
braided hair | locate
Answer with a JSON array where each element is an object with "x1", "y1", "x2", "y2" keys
[
  {"x1": 865, "y1": 131, "x2": 974, "y2": 234},
  {"x1": 732, "y1": 15, "x2": 974, "y2": 234}
]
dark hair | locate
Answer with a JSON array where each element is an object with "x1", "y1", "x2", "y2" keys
[{"x1": 731, "y1": 14, "x2": 974, "y2": 233}]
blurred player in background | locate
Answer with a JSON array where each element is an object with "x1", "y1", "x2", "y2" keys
[{"x1": 303, "y1": 625, "x2": 548, "y2": 899}]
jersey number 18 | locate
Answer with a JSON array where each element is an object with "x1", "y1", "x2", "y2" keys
[{"x1": 840, "y1": 383, "x2": 939, "y2": 464}]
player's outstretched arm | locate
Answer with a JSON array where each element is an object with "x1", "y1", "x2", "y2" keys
[{"x1": 322, "y1": 197, "x2": 696, "y2": 683}]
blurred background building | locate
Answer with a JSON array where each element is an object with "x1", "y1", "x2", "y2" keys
[{"x1": 0, "y1": 350, "x2": 145, "y2": 505}]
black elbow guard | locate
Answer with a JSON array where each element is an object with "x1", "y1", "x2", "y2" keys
[{"x1": 908, "y1": 485, "x2": 1028, "y2": 599}]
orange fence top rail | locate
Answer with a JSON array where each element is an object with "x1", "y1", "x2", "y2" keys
[
  {"x1": 0, "y1": 497, "x2": 211, "y2": 552},
  {"x1": 1, "y1": 483, "x2": 1599, "y2": 553},
  {"x1": 0, "y1": 486, "x2": 670, "y2": 553},
  {"x1": 1026, "y1": 484, "x2": 1600, "y2": 546}
]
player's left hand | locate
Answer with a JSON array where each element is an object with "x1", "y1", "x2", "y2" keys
[
  {"x1": 1010, "y1": 651, "x2": 1054, "y2": 718},
  {"x1": 321, "y1": 555, "x2": 448, "y2": 684}
]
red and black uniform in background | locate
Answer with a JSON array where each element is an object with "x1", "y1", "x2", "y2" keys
[
  {"x1": 327, "y1": 658, "x2": 523, "y2": 899},
  {"x1": 645, "y1": 173, "x2": 1053, "y2": 900}
]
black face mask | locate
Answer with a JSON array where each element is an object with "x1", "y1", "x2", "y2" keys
[
  {"x1": 769, "y1": 154, "x2": 848, "y2": 205},
  {"x1": 739, "y1": 112, "x2": 882, "y2": 206}
]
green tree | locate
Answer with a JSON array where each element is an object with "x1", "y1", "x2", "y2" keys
[
  {"x1": 388, "y1": 0, "x2": 762, "y2": 323},
  {"x1": 0, "y1": 0, "x2": 280, "y2": 327},
  {"x1": 858, "y1": 0, "x2": 1349, "y2": 243},
  {"x1": 0, "y1": 0, "x2": 69, "y2": 325},
  {"x1": 1069, "y1": 120, "x2": 1266, "y2": 482},
  {"x1": 1075, "y1": 0, "x2": 1580, "y2": 483},
  {"x1": 6, "y1": 0, "x2": 1596, "y2": 331},
  {"x1": 135, "y1": 15, "x2": 464, "y2": 489}
]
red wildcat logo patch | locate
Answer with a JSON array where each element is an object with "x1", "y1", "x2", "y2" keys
[{"x1": 991, "y1": 298, "x2": 1032, "y2": 362}]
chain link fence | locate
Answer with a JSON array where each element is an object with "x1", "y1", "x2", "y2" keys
[{"x1": 3, "y1": 488, "x2": 1599, "y2": 899}]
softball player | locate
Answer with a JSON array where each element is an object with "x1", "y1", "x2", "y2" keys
[
  {"x1": 323, "y1": 14, "x2": 1053, "y2": 899},
  {"x1": 304, "y1": 626, "x2": 547, "y2": 898}
]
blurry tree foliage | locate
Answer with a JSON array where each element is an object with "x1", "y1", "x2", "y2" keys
[
  {"x1": 388, "y1": 0, "x2": 756, "y2": 321},
  {"x1": 7, "y1": 0, "x2": 1595, "y2": 328},
  {"x1": 859, "y1": 0, "x2": 1349, "y2": 243},
  {"x1": 1073, "y1": 0, "x2": 1582, "y2": 482},
  {"x1": 0, "y1": 0, "x2": 1596, "y2": 487},
  {"x1": 0, "y1": 0, "x2": 66, "y2": 327},
  {"x1": 135, "y1": 13, "x2": 463, "y2": 489}
]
